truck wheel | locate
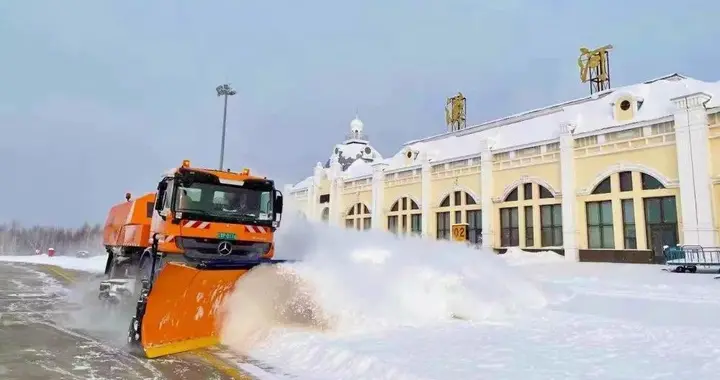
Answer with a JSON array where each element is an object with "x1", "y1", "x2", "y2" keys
[{"x1": 133, "y1": 256, "x2": 153, "y2": 299}]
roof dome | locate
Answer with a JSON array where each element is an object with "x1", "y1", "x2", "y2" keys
[
  {"x1": 323, "y1": 114, "x2": 382, "y2": 171},
  {"x1": 350, "y1": 117, "x2": 364, "y2": 132}
]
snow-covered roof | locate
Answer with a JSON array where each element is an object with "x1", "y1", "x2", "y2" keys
[
  {"x1": 291, "y1": 176, "x2": 312, "y2": 190},
  {"x1": 325, "y1": 141, "x2": 383, "y2": 171},
  {"x1": 382, "y1": 73, "x2": 720, "y2": 170},
  {"x1": 344, "y1": 159, "x2": 374, "y2": 178},
  {"x1": 290, "y1": 73, "x2": 720, "y2": 190}
]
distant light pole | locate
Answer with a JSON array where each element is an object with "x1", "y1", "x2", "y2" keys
[{"x1": 216, "y1": 83, "x2": 237, "y2": 171}]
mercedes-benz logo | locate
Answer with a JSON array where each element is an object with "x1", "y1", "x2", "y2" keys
[{"x1": 217, "y1": 241, "x2": 233, "y2": 256}]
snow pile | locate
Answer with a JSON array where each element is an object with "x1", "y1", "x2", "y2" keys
[
  {"x1": 0, "y1": 253, "x2": 107, "y2": 273},
  {"x1": 500, "y1": 247, "x2": 565, "y2": 266},
  {"x1": 219, "y1": 211, "x2": 552, "y2": 378}
]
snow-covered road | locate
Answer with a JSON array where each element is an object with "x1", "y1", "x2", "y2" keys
[{"x1": 0, "y1": 260, "x2": 258, "y2": 380}]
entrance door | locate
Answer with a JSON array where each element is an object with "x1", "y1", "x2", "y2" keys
[
  {"x1": 644, "y1": 196, "x2": 679, "y2": 259},
  {"x1": 648, "y1": 225, "x2": 677, "y2": 259}
]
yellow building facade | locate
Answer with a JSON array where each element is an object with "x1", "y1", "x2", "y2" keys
[{"x1": 286, "y1": 74, "x2": 720, "y2": 262}]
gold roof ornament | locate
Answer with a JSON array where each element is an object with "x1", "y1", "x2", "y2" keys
[
  {"x1": 445, "y1": 92, "x2": 466, "y2": 132},
  {"x1": 578, "y1": 44, "x2": 613, "y2": 94}
]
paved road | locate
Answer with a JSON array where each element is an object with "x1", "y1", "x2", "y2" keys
[{"x1": 0, "y1": 261, "x2": 256, "y2": 380}]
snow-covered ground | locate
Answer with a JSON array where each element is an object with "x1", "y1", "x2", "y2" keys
[
  {"x1": 0, "y1": 253, "x2": 107, "y2": 273},
  {"x1": 219, "y1": 214, "x2": 720, "y2": 380},
  {"x1": 3, "y1": 216, "x2": 720, "y2": 380}
]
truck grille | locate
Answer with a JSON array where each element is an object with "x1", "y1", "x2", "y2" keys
[{"x1": 176, "y1": 237, "x2": 271, "y2": 260}]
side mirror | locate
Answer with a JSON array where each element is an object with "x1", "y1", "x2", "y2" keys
[
  {"x1": 274, "y1": 191, "x2": 284, "y2": 215},
  {"x1": 154, "y1": 195, "x2": 164, "y2": 211},
  {"x1": 154, "y1": 181, "x2": 168, "y2": 211},
  {"x1": 273, "y1": 191, "x2": 283, "y2": 227}
]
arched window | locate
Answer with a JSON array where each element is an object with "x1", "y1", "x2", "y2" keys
[
  {"x1": 591, "y1": 177, "x2": 611, "y2": 194},
  {"x1": 436, "y1": 190, "x2": 481, "y2": 241},
  {"x1": 345, "y1": 203, "x2": 371, "y2": 230},
  {"x1": 584, "y1": 170, "x2": 675, "y2": 250},
  {"x1": 498, "y1": 182, "x2": 559, "y2": 248},
  {"x1": 387, "y1": 197, "x2": 420, "y2": 235}
]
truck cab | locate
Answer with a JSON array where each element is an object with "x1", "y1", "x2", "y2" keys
[{"x1": 149, "y1": 160, "x2": 283, "y2": 266}]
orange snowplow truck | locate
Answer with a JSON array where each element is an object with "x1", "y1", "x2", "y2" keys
[{"x1": 101, "y1": 159, "x2": 285, "y2": 359}]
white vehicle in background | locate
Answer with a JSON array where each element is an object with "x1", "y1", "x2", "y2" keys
[{"x1": 75, "y1": 250, "x2": 89, "y2": 258}]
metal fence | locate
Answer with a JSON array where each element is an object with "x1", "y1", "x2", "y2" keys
[{"x1": 663, "y1": 245, "x2": 720, "y2": 273}]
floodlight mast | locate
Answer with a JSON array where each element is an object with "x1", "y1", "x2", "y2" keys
[{"x1": 216, "y1": 83, "x2": 237, "y2": 171}]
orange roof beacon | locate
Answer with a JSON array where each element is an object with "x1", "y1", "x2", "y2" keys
[{"x1": 100, "y1": 160, "x2": 285, "y2": 358}]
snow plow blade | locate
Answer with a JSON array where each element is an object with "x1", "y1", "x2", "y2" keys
[{"x1": 135, "y1": 259, "x2": 292, "y2": 358}]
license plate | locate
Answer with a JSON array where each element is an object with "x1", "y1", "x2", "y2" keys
[{"x1": 217, "y1": 232, "x2": 236, "y2": 240}]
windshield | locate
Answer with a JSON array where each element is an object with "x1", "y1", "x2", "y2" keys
[{"x1": 174, "y1": 182, "x2": 273, "y2": 222}]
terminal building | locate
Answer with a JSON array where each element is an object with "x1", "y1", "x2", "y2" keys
[{"x1": 285, "y1": 73, "x2": 720, "y2": 262}]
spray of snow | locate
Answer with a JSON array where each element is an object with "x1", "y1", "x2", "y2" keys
[
  {"x1": 218, "y1": 207, "x2": 555, "y2": 360},
  {"x1": 0, "y1": 253, "x2": 136, "y2": 346},
  {"x1": 61, "y1": 278, "x2": 138, "y2": 347}
]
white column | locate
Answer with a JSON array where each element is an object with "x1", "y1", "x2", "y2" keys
[
  {"x1": 371, "y1": 162, "x2": 388, "y2": 231},
  {"x1": 421, "y1": 154, "x2": 432, "y2": 237},
  {"x1": 307, "y1": 163, "x2": 323, "y2": 221},
  {"x1": 480, "y1": 139, "x2": 494, "y2": 249},
  {"x1": 335, "y1": 177, "x2": 345, "y2": 226},
  {"x1": 559, "y1": 122, "x2": 579, "y2": 261},
  {"x1": 328, "y1": 161, "x2": 343, "y2": 226},
  {"x1": 328, "y1": 176, "x2": 338, "y2": 226},
  {"x1": 672, "y1": 93, "x2": 716, "y2": 246}
]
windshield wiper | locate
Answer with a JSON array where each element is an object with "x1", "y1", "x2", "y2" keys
[
  {"x1": 179, "y1": 209, "x2": 212, "y2": 216},
  {"x1": 225, "y1": 213, "x2": 259, "y2": 222},
  {"x1": 203, "y1": 210, "x2": 256, "y2": 220}
]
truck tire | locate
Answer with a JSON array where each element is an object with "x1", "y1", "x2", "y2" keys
[{"x1": 133, "y1": 255, "x2": 152, "y2": 298}]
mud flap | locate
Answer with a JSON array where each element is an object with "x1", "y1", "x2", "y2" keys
[{"x1": 138, "y1": 262, "x2": 249, "y2": 358}]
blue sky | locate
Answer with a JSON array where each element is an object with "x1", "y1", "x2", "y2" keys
[{"x1": 1, "y1": 0, "x2": 719, "y2": 227}]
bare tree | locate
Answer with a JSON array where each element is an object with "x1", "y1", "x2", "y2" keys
[{"x1": 0, "y1": 221, "x2": 103, "y2": 255}]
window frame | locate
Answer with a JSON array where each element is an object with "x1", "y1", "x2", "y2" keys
[
  {"x1": 540, "y1": 204, "x2": 563, "y2": 247},
  {"x1": 466, "y1": 209, "x2": 482, "y2": 245},
  {"x1": 436, "y1": 211, "x2": 451, "y2": 240},
  {"x1": 621, "y1": 199, "x2": 636, "y2": 249},
  {"x1": 586, "y1": 200, "x2": 614, "y2": 249},
  {"x1": 500, "y1": 207, "x2": 519, "y2": 247},
  {"x1": 524, "y1": 205, "x2": 534, "y2": 247},
  {"x1": 387, "y1": 215, "x2": 399, "y2": 234}
]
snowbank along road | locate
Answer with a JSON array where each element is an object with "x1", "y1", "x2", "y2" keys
[{"x1": 0, "y1": 260, "x2": 256, "y2": 380}]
